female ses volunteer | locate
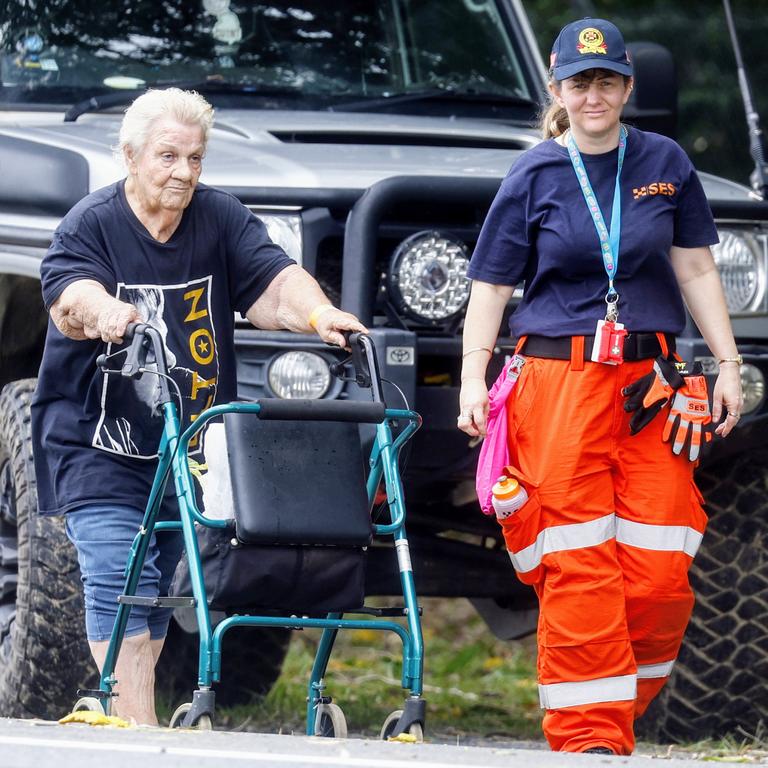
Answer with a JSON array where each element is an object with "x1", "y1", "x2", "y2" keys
[{"x1": 458, "y1": 18, "x2": 742, "y2": 756}]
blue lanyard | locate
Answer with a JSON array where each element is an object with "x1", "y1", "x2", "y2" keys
[{"x1": 566, "y1": 125, "x2": 627, "y2": 320}]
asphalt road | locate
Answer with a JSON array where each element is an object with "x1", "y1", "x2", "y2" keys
[{"x1": 0, "y1": 718, "x2": 757, "y2": 768}]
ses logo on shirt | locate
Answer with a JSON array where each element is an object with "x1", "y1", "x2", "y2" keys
[{"x1": 633, "y1": 182, "x2": 677, "y2": 200}]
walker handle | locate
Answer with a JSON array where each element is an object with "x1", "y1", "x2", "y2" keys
[
  {"x1": 330, "y1": 332, "x2": 384, "y2": 404},
  {"x1": 120, "y1": 323, "x2": 150, "y2": 378},
  {"x1": 95, "y1": 322, "x2": 150, "y2": 376},
  {"x1": 255, "y1": 398, "x2": 386, "y2": 423}
]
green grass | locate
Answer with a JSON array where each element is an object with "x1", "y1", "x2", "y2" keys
[
  {"x1": 647, "y1": 723, "x2": 768, "y2": 763},
  {"x1": 213, "y1": 597, "x2": 542, "y2": 740}
]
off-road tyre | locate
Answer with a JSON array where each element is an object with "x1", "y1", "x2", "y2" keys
[
  {"x1": 637, "y1": 448, "x2": 768, "y2": 742},
  {"x1": 157, "y1": 618, "x2": 291, "y2": 707},
  {"x1": 0, "y1": 379, "x2": 97, "y2": 719}
]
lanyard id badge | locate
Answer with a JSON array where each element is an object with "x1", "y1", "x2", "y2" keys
[{"x1": 566, "y1": 126, "x2": 629, "y2": 365}]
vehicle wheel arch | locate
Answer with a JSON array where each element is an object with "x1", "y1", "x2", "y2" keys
[{"x1": 0, "y1": 272, "x2": 47, "y2": 390}]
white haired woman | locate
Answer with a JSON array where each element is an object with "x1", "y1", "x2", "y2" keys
[{"x1": 31, "y1": 88, "x2": 366, "y2": 724}]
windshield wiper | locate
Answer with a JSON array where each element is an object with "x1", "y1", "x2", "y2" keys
[
  {"x1": 63, "y1": 80, "x2": 303, "y2": 123},
  {"x1": 328, "y1": 88, "x2": 537, "y2": 113},
  {"x1": 64, "y1": 88, "x2": 143, "y2": 123}
]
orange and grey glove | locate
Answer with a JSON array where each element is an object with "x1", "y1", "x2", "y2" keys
[
  {"x1": 662, "y1": 371, "x2": 712, "y2": 461},
  {"x1": 622, "y1": 355, "x2": 688, "y2": 435}
]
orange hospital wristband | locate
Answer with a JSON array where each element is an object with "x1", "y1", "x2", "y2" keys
[{"x1": 308, "y1": 303, "x2": 335, "y2": 329}]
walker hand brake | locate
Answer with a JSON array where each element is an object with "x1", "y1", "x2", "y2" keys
[
  {"x1": 120, "y1": 323, "x2": 150, "y2": 378},
  {"x1": 330, "y1": 333, "x2": 384, "y2": 403},
  {"x1": 96, "y1": 322, "x2": 150, "y2": 378}
]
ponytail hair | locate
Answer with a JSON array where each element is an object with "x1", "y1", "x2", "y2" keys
[
  {"x1": 539, "y1": 75, "x2": 568, "y2": 139},
  {"x1": 540, "y1": 102, "x2": 569, "y2": 139}
]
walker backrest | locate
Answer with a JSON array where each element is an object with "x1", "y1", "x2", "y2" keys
[{"x1": 225, "y1": 413, "x2": 373, "y2": 546}]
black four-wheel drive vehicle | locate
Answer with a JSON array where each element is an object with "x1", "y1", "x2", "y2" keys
[{"x1": 0, "y1": 0, "x2": 766, "y2": 741}]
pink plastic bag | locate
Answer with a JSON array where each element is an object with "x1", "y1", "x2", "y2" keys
[{"x1": 475, "y1": 354, "x2": 526, "y2": 515}]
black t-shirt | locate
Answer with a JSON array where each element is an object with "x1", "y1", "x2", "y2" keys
[
  {"x1": 32, "y1": 181, "x2": 294, "y2": 515},
  {"x1": 467, "y1": 128, "x2": 719, "y2": 336}
]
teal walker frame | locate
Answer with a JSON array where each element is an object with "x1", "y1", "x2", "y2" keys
[{"x1": 72, "y1": 326, "x2": 425, "y2": 739}]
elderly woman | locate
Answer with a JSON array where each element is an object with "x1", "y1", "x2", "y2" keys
[{"x1": 31, "y1": 88, "x2": 365, "y2": 725}]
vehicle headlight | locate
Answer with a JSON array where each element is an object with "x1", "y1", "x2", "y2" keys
[
  {"x1": 388, "y1": 231, "x2": 470, "y2": 321},
  {"x1": 740, "y1": 363, "x2": 765, "y2": 414},
  {"x1": 267, "y1": 351, "x2": 331, "y2": 399},
  {"x1": 711, "y1": 229, "x2": 764, "y2": 313},
  {"x1": 255, "y1": 212, "x2": 303, "y2": 265}
]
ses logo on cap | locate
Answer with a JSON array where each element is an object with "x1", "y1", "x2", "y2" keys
[{"x1": 577, "y1": 28, "x2": 607, "y2": 56}]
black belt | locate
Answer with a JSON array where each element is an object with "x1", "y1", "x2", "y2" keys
[{"x1": 522, "y1": 333, "x2": 675, "y2": 362}]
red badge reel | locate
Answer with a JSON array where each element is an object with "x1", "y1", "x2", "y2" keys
[
  {"x1": 591, "y1": 293, "x2": 627, "y2": 365},
  {"x1": 591, "y1": 320, "x2": 627, "y2": 364}
]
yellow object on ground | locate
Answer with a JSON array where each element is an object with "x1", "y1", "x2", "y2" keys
[
  {"x1": 58, "y1": 711, "x2": 131, "y2": 728},
  {"x1": 387, "y1": 733, "x2": 418, "y2": 743}
]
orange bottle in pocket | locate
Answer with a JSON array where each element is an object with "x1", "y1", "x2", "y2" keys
[{"x1": 491, "y1": 476, "x2": 528, "y2": 520}]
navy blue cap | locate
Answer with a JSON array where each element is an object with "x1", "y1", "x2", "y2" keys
[{"x1": 550, "y1": 18, "x2": 633, "y2": 80}]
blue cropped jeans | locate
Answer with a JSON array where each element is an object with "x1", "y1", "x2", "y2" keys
[{"x1": 65, "y1": 504, "x2": 184, "y2": 642}]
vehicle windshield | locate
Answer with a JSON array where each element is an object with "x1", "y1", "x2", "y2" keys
[{"x1": 0, "y1": 0, "x2": 536, "y2": 117}]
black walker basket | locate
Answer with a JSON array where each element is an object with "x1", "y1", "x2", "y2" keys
[{"x1": 172, "y1": 416, "x2": 374, "y2": 614}]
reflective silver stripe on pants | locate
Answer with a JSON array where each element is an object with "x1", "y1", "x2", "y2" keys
[
  {"x1": 509, "y1": 513, "x2": 615, "y2": 574},
  {"x1": 616, "y1": 518, "x2": 703, "y2": 557},
  {"x1": 637, "y1": 660, "x2": 675, "y2": 679},
  {"x1": 539, "y1": 673, "x2": 637, "y2": 709}
]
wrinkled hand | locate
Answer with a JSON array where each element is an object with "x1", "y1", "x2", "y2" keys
[
  {"x1": 52, "y1": 281, "x2": 141, "y2": 343},
  {"x1": 712, "y1": 364, "x2": 743, "y2": 438},
  {"x1": 458, "y1": 377, "x2": 489, "y2": 437},
  {"x1": 89, "y1": 298, "x2": 142, "y2": 343},
  {"x1": 313, "y1": 308, "x2": 368, "y2": 349}
]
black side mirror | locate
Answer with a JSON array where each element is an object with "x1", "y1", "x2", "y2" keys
[{"x1": 623, "y1": 41, "x2": 678, "y2": 139}]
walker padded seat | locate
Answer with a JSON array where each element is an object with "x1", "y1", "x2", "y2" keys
[{"x1": 224, "y1": 413, "x2": 374, "y2": 547}]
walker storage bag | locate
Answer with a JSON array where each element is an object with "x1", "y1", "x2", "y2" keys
[
  {"x1": 170, "y1": 416, "x2": 372, "y2": 613},
  {"x1": 170, "y1": 523, "x2": 367, "y2": 613},
  {"x1": 475, "y1": 354, "x2": 525, "y2": 515}
]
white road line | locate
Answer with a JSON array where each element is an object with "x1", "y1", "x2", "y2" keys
[{"x1": 0, "y1": 735, "x2": 468, "y2": 767}]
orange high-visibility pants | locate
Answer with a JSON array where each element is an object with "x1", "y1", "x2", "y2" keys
[{"x1": 497, "y1": 353, "x2": 706, "y2": 755}]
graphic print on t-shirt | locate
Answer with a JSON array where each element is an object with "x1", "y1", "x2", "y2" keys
[{"x1": 92, "y1": 276, "x2": 218, "y2": 459}]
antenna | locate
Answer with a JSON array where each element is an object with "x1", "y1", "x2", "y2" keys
[{"x1": 723, "y1": 0, "x2": 768, "y2": 198}]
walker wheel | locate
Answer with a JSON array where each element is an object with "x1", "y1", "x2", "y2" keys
[
  {"x1": 169, "y1": 702, "x2": 213, "y2": 730},
  {"x1": 380, "y1": 709, "x2": 424, "y2": 742},
  {"x1": 313, "y1": 702, "x2": 347, "y2": 738},
  {"x1": 72, "y1": 696, "x2": 106, "y2": 715}
]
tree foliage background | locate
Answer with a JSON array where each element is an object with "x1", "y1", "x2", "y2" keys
[{"x1": 524, "y1": 0, "x2": 768, "y2": 188}]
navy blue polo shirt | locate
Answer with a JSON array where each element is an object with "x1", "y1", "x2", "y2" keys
[
  {"x1": 467, "y1": 128, "x2": 719, "y2": 336},
  {"x1": 32, "y1": 181, "x2": 294, "y2": 515}
]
